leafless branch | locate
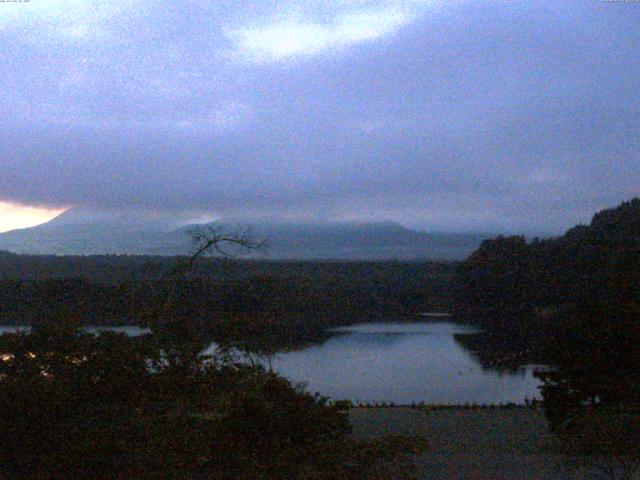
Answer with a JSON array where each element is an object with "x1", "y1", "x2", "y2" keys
[{"x1": 187, "y1": 224, "x2": 266, "y2": 266}]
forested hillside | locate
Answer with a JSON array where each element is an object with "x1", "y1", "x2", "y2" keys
[
  {"x1": 452, "y1": 198, "x2": 640, "y2": 439},
  {"x1": 453, "y1": 197, "x2": 640, "y2": 335},
  {"x1": 0, "y1": 254, "x2": 454, "y2": 349}
]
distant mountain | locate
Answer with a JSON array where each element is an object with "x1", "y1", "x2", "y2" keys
[
  {"x1": 0, "y1": 208, "x2": 174, "y2": 256},
  {"x1": 157, "y1": 221, "x2": 490, "y2": 260},
  {"x1": 0, "y1": 208, "x2": 489, "y2": 260}
]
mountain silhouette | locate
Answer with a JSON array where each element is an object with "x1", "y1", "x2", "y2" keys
[{"x1": 0, "y1": 208, "x2": 489, "y2": 260}]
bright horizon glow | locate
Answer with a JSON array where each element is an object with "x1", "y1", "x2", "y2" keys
[{"x1": 0, "y1": 202, "x2": 66, "y2": 234}]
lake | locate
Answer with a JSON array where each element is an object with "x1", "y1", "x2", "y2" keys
[
  {"x1": 267, "y1": 322, "x2": 545, "y2": 405},
  {"x1": 0, "y1": 322, "x2": 545, "y2": 405}
]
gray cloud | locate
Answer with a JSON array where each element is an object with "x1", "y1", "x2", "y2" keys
[{"x1": 0, "y1": 0, "x2": 639, "y2": 234}]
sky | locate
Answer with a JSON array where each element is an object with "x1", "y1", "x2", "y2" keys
[{"x1": 0, "y1": 0, "x2": 639, "y2": 234}]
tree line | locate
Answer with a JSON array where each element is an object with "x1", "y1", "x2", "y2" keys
[
  {"x1": 0, "y1": 229, "x2": 429, "y2": 479},
  {"x1": 452, "y1": 197, "x2": 640, "y2": 477},
  {"x1": 0, "y1": 257, "x2": 453, "y2": 351}
]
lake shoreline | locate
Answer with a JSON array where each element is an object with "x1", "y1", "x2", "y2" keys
[
  {"x1": 344, "y1": 403, "x2": 541, "y2": 410},
  {"x1": 1, "y1": 322, "x2": 547, "y2": 405}
]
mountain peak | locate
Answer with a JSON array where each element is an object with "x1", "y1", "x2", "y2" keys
[{"x1": 0, "y1": 211, "x2": 487, "y2": 259}]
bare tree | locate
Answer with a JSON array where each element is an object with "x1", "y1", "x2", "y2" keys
[
  {"x1": 165, "y1": 224, "x2": 267, "y2": 277},
  {"x1": 146, "y1": 224, "x2": 266, "y2": 369}
]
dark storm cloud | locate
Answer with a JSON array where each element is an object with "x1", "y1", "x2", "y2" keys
[{"x1": 0, "y1": 0, "x2": 638, "y2": 233}]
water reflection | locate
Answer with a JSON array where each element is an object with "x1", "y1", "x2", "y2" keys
[
  {"x1": 0, "y1": 322, "x2": 545, "y2": 404},
  {"x1": 0, "y1": 325, "x2": 152, "y2": 337},
  {"x1": 84, "y1": 326, "x2": 151, "y2": 337},
  {"x1": 268, "y1": 322, "x2": 545, "y2": 404}
]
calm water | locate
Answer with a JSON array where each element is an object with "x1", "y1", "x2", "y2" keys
[
  {"x1": 0, "y1": 322, "x2": 545, "y2": 405},
  {"x1": 0, "y1": 325, "x2": 152, "y2": 336},
  {"x1": 268, "y1": 322, "x2": 545, "y2": 405}
]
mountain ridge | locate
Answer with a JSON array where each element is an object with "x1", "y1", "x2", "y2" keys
[{"x1": 0, "y1": 209, "x2": 490, "y2": 260}]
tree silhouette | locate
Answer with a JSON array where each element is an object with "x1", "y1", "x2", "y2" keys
[{"x1": 0, "y1": 225, "x2": 428, "y2": 479}]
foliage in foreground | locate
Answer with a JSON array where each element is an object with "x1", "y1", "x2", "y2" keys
[
  {"x1": 452, "y1": 197, "x2": 640, "y2": 478},
  {"x1": 537, "y1": 238, "x2": 640, "y2": 479},
  {"x1": 0, "y1": 317, "x2": 427, "y2": 479}
]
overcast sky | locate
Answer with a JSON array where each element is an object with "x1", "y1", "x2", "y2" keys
[{"x1": 0, "y1": 0, "x2": 638, "y2": 234}]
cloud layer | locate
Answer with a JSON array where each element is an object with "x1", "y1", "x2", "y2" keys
[{"x1": 1, "y1": 0, "x2": 639, "y2": 233}]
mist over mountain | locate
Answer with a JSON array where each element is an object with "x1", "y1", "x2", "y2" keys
[
  {"x1": 0, "y1": 208, "x2": 489, "y2": 261},
  {"x1": 43, "y1": 207, "x2": 183, "y2": 230}
]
